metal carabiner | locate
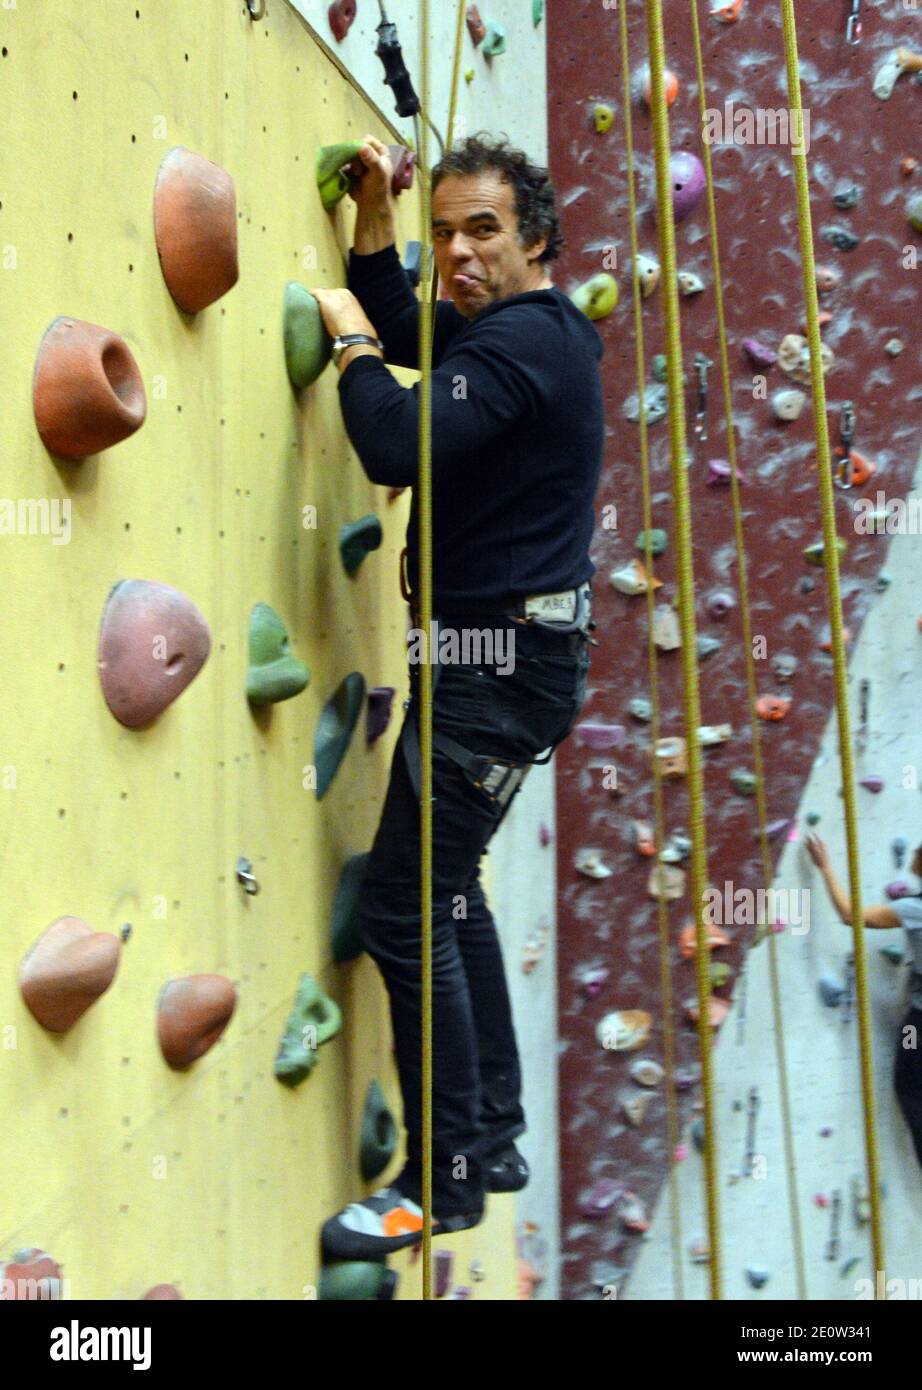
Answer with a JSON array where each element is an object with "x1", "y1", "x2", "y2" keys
[
  {"x1": 846, "y1": 0, "x2": 862, "y2": 46},
  {"x1": 834, "y1": 401, "x2": 856, "y2": 489}
]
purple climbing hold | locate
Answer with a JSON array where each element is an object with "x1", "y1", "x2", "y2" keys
[
  {"x1": 575, "y1": 722, "x2": 626, "y2": 750},
  {"x1": 660, "y1": 151, "x2": 706, "y2": 221},
  {"x1": 366, "y1": 686, "x2": 396, "y2": 744},
  {"x1": 741, "y1": 338, "x2": 778, "y2": 369},
  {"x1": 886, "y1": 881, "x2": 911, "y2": 901},
  {"x1": 539, "y1": 823, "x2": 552, "y2": 847},
  {"x1": 706, "y1": 458, "x2": 746, "y2": 485},
  {"x1": 860, "y1": 775, "x2": 884, "y2": 793},
  {"x1": 581, "y1": 967, "x2": 610, "y2": 998},
  {"x1": 707, "y1": 590, "x2": 736, "y2": 619},
  {"x1": 580, "y1": 1177, "x2": 625, "y2": 1218}
]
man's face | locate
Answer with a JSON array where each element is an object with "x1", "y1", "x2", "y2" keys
[{"x1": 431, "y1": 172, "x2": 546, "y2": 319}]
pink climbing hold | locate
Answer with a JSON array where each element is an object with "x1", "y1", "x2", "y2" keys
[
  {"x1": 706, "y1": 458, "x2": 746, "y2": 485},
  {"x1": 539, "y1": 823, "x2": 552, "y2": 847},
  {"x1": 860, "y1": 775, "x2": 884, "y2": 793},
  {"x1": 98, "y1": 579, "x2": 211, "y2": 728},
  {"x1": 581, "y1": 967, "x2": 609, "y2": 998},
  {"x1": 142, "y1": 1284, "x2": 183, "y2": 1300},
  {"x1": 0, "y1": 1248, "x2": 62, "y2": 1300},
  {"x1": 574, "y1": 722, "x2": 626, "y2": 750},
  {"x1": 741, "y1": 338, "x2": 777, "y2": 369},
  {"x1": 328, "y1": 0, "x2": 357, "y2": 42}
]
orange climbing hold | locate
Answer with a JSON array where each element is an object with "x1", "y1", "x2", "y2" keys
[
  {"x1": 157, "y1": 975, "x2": 237, "y2": 1069},
  {"x1": 19, "y1": 917, "x2": 121, "y2": 1033},
  {"x1": 686, "y1": 996, "x2": 732, "y2": 1027},
  {"x1": 153, "y1": 147, "x2": 239, "y2": 313},
  {"x1": 679, "y1": 920, "x2": 730, "y2": 960},
  {"x1": 710, "y1": 0, "x2": 743, "y2": 20},
  {"x1": 32, "y1": 317, "x2": 147, "y2": 460},
  {"x1": 756, "y1": 695, "x2": 791, "y2": 721},
  {"x1": 643, "y1": 66, "x2": 679, "y2": 110},
  {"x1": 833, "y1": 446, "x2": 876, "y2": 486}
]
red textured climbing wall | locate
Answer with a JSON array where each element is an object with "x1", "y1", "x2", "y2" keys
[{"x1": 548, "y1": 0, "x2": 922, "y2": 1297}]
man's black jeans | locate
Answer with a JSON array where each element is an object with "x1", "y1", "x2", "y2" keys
[{"x1": 356, "y1": 613, "x2": 592, "y2": 1216}]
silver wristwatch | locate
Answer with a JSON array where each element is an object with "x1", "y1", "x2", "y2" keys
[{"x1": 331, "y1": 333, "x2": 384, "y2": 366}]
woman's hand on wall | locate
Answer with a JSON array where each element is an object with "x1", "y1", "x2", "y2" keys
[{"x1": 805, "y1": 832, "x2": 830, "y2": 870}]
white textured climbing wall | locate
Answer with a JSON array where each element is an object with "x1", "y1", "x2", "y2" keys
[{"x1": 627, "y1": 446, "x2": 922, "y2": 1299}]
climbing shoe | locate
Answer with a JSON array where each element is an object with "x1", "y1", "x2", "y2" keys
[
  {"x1": 485, "y1": 1142, "x2": 530, "y2": 1193},
  {"x1": 321, "y1": 1186, "x2": 484, "y2": 1261}
]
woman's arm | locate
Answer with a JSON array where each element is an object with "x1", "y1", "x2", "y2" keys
[{"x1": 804, "y1": 833, "x2": 902, "y2": 928}]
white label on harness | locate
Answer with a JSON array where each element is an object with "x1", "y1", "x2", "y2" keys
[{"x1": 525, "y1": 590, "x2": 577, "y2": 622}]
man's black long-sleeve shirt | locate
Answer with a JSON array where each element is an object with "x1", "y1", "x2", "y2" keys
[{"x1": 338, "y1": 243, "x2": 605, "y2": 608}]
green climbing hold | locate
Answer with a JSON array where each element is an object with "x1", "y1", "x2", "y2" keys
[
  {"x1": 360, "y1": 1079, "x2": 398, "y2": 1182},
  {"x1": 274, "y1": 973, "x2": 342, "y2": 1086},
  {"x1": 731, "y1": 768, "x2": 758, "y2": 795},
  {"x1": 806, "y1": 810, "x2": 821, "y2": 826},
  {"x1": 908, "y1": 193, "x2": 922, "y2": 234},
  {"x1": 593, "y1": 104, "x2": 614, "y2": 134},
  {"x1": 319, "y1": 1262, "x2": 398, "y2": 1300},
  {"x1": 710, "y1": 961, "x2": 734, "y2": 989},
  {"x1": 881, "y1": 944, "x2": 904, "y2": 965},
  {"x1": 246, "y1": 603, "x2": 310, "y2": 705},
  {"x1": 315, "y1": 672, "x2": 366, "y2": 799},
  {"x1": 317, "y1": 141, "x2": 365, "y2": 211},
  {"x1": 331, "y1": 852, "x2": 370, "y2": 963},
  {"x1": 651, "y1": 354, "x2": 686, "y2": 385},
  {"x1": 283, "y1": 282, "x2": 332, "y2": 389},
  {"x1": 340, "y1": 515, "x2": 383, "y2": 576},
  {"x1": 803, "y1": 537, "x2": 846, "y2": 567},
  {"x1": 482, "y1": 22, "x2": 507, "y2": 57},
  {"x1": 635, "y1": 529, "x2": 667, "y2": 557},
  {"x1": 533, "y1": 0, "x2": 544, "y2": 25},
  {"x1": 571, "y1": 273, "x2": 618, "y2": 321}
]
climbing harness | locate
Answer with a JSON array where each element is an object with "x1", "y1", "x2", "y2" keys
[{"x1": 399, "y1": 584, "x2": 594, "y2": 812}]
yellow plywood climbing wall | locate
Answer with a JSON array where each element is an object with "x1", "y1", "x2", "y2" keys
[{"x1": 0, "y1": 0, "x2": 516, "y2": 1300}]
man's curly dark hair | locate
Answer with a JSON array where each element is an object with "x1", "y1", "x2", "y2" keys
[{"x1": 431, "y1": 133, "x2": 565, "y2": 266}]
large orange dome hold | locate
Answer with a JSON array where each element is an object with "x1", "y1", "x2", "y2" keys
[{"x1": 153, "y1": 146, "x2": 239, "y2": 313}]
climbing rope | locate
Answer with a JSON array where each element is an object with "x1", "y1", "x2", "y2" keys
[
  {"x1": 778, "y1": 0, "x2": 884, "y2": 1284},
  {"x1": 643, "y1": 0, "x2": 722, "y2": 1299},
  {"x1": 413, "y1": 0, "x2": 468, "y2": 1302},
  {"x1": 687, "y1": 0, "x2": 809, "y2": 1300},
  {"x1": 616, "y1": 0, "x2": 685, "y2": 1301}
]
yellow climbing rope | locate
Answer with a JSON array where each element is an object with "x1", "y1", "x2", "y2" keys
[
  {"x1": 643, "y1": 0, "x2": 722, "y2": 1299},
  {"x1": 778, "y1": 0, "x2": 884, "y2": 1284},
  {"x1": 616, "y1": 0, "x2": 685, "y2": 1301},
  {"x1": 415, "y1": 0, "x2": 468, "y2": 1301},
  {"x1": 687, "y1": 0, "x2": 808, "y2": 1300}
]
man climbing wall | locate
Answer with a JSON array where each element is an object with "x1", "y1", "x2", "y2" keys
[{"x1": 312, "y1": 132, "x2": 605, "y2": 1259}]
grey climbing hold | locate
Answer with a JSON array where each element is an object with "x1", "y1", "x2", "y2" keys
[
  {"x1": 624, "y1": 384, "x2": 669, "y2": 424},
  {"x1": 806, "y1": 810, "x2": 821, "y2": 825},
  {"x1": 892, "y1": 836, "x2": 909, "y2": 869},
  {"x1": 697, "y1": 635, "x2": 722, "y2": 660},
  {"x1": 876, "y1": 572, "x2": 892, "y2": 592},
  {"x1": 745, "y1": 1266, "x2": 770, "y2": 1290},
  {"x1": 772, "y1": 651, "x2": 798, "y2": 681},
  {"x1": 731, "y1": 768, "x2": 758, "y2": 795},
  {"x1": 628, "y1": 696, "x2": 653, "y2": 722},
  {"x1": 631, "y1": 1057, "x2": 665, "y2": 1087},
  {"x1": 691, "y1": 1118, "x2": 706, "y2": 1153},
  {"x1": 833, "y1": 184, "x2": 861, "y2": 210},
  {"x1": 885, "y1": 338, "x2": 905, "y2": 357},
  {"x1": 772, "y1": 388, "x2": 807, "y2": 422},
  {"x1": 677, "y1": 270, "x2": 705, "y2": 296},
  {"x1": 818, "y1": 975, "x2": 845, "y2": 1008},
  {"x1": 881, "y1": 943, "x2": 904, "y2": 964},
  {"x1": 635, "y1": 528, "x2": 667, "y2": 556},
  {"x1": 823, "y1": 226, "x2": 860, "y2": 252},
  {"x1": 908, "y1": 193, "x2": 922, "y2": 234}
]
